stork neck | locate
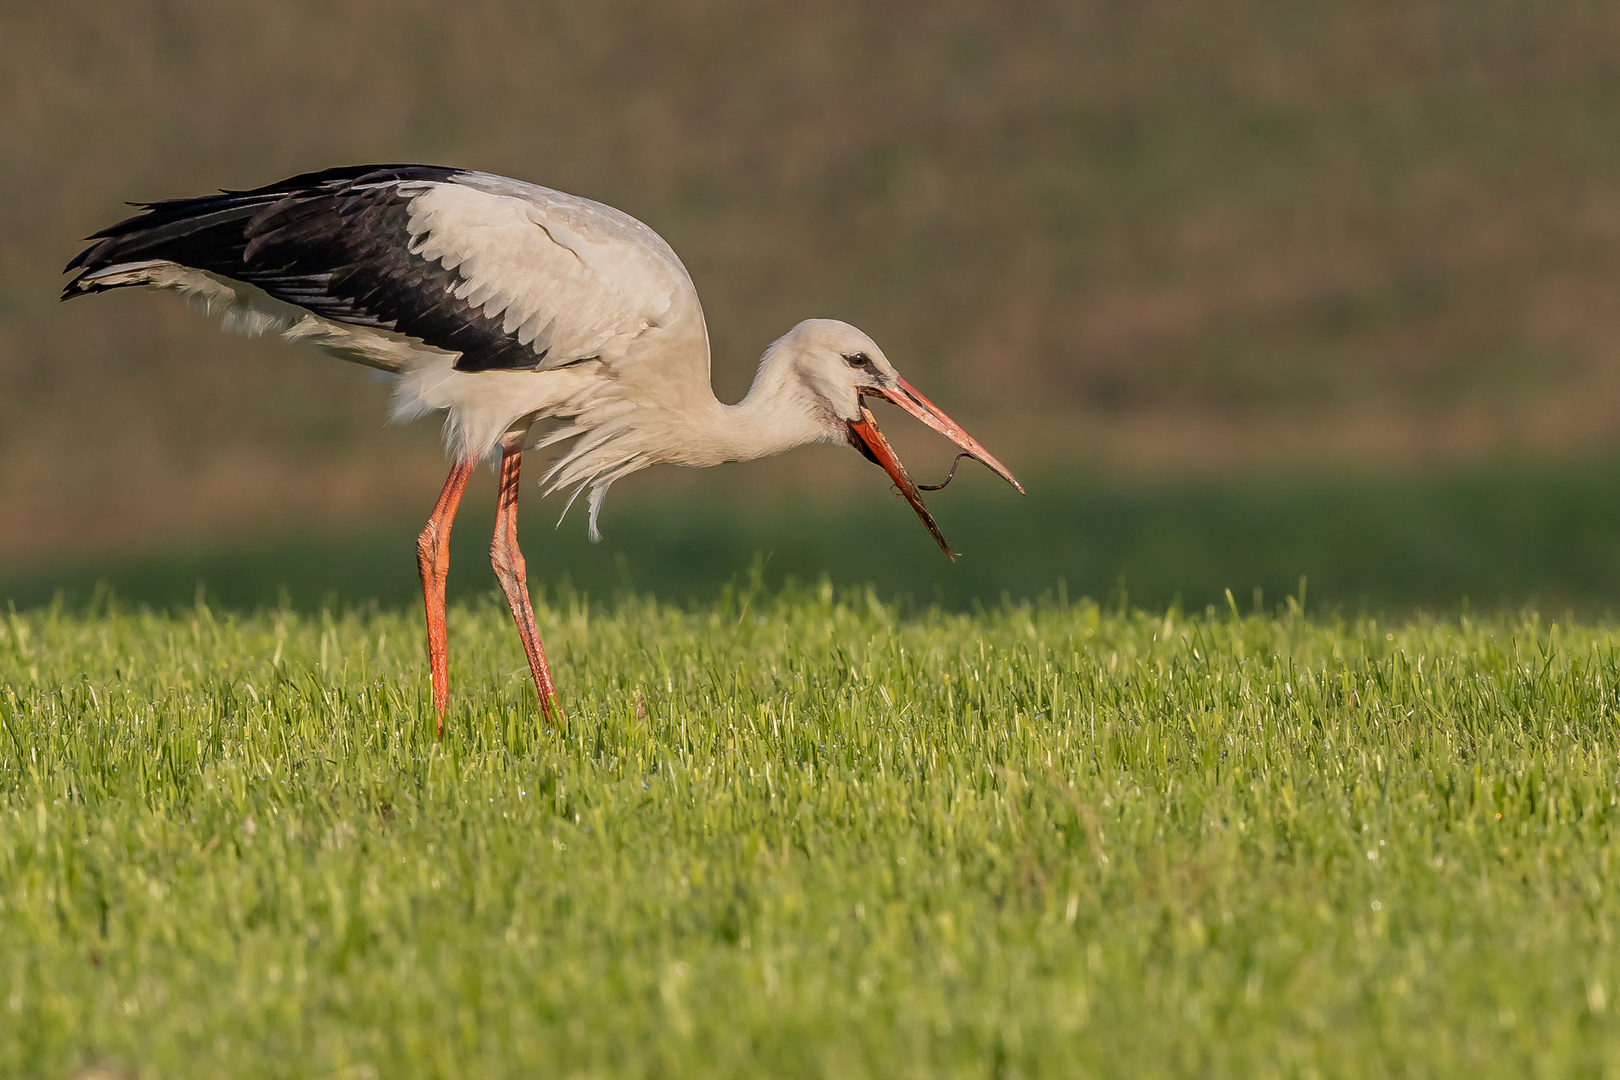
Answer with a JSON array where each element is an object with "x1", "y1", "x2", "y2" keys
[{"x1": 682, "y1": 351, "x2": 828, "y2": 466}]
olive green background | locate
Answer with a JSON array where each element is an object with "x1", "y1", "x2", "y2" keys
[{"x1": 8, "y1": 1, "x2": 1620, "y2": 610}]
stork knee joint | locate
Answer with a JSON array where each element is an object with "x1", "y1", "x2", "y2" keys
[{"x1": 490, "y1": 539, "x2": 525, "y2": 584}]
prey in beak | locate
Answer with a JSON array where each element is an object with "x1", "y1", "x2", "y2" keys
[{"x1": 845, "y1": 376, "x2": 1024, "y2": 559}]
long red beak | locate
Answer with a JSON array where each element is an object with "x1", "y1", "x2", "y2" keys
[{"x1": 846, "y1": 377, "x2": 1024, "y2": 560}]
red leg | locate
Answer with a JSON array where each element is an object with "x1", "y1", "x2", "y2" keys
[
  {"x1": 417, "y1": 459, "x2": 474, "y2": 734},
  {"x1": 490, "y1": 430, "x2": 562, "y2": 723}
]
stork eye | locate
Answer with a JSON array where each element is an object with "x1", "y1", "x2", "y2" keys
[{"x1": 842, "y1": 351, "x2": 871, "y2": 368}]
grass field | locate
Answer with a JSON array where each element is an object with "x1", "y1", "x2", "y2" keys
[{"x1": 7, "y1": 587, "x2": 1620, "y2": 1077}]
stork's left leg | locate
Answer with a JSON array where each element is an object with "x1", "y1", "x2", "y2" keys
[
  {"x1": 490, "y1": 427, "x2": 562, "y2": 723},
  {"x1": 418, "y1": 458, "x2": 474, "y2": 733}
]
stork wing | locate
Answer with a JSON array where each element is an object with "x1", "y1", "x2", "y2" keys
[{"x1": 63, "y1": 165, "x2": 705, "y2": 375}]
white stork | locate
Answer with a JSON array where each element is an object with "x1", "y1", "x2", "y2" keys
[{"x1": 62, "y1": 164, "x2": 1022, "y2": 729}]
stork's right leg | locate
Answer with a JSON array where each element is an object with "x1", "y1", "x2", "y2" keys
[
  {"x1": 490, "y1": 428, "x2": 562, "y2": 724},
  {"x1": 417, "y1": 459, "x2": 474, "y2": 732}
]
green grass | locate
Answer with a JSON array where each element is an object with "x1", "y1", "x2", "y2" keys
[{"x1": 7, "y1": 586, "x2": 1620, "y2": 1077}]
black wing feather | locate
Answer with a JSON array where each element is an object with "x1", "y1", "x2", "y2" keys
[{"x1": 63, "y1": 164, "x2": 542, "y2": 372}]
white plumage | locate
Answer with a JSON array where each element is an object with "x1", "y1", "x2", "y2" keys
[{"x1": 64, "y1": 164, "x2": 1022, "y2": 727}]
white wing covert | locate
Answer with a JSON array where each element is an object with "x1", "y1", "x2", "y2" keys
[{"x1": 405, "y1": 174, "x2": 699, "y2": 372}]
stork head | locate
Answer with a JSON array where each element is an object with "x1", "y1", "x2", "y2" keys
[{"x1": 770, "y1": 318, "x2": 1024, "y2": 559}]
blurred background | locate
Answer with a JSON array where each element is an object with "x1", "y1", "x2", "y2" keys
[{"x1": 6, "y1": 0, "x2": 1620, "y2": 614}]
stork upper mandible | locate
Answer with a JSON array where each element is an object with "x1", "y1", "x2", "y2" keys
[{"x1": 62, "y1": 165, "x2": 1023, "y2": 730}]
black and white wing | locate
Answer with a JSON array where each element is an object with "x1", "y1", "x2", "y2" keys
[{"x1": 62, "y1": 164, "x2": 706, "y2": 376}]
